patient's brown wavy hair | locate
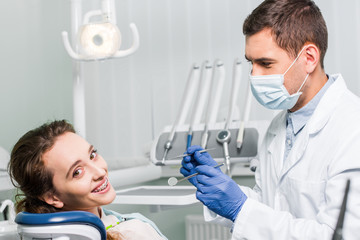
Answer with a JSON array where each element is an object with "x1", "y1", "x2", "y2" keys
[{"x1": 8, "y1": 120, "x2": 75, "y2": 213}]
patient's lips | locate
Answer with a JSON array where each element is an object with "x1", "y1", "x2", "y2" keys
[{"x1": 92, "y1": 177, "x2": 110, "y2": 193}]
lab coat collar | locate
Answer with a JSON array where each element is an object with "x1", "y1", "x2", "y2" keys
[
  {"x1": 307, "y1": 73, "x2": 346, "y2": 135},
  {"x1": 267, "y1": 74, "x2": 345, "y2": 137},
  {"x1": 267, "y1": 74, "x2": 345, "y2": 135},
  {"x1": 267, "y1": 111, "x2": 287, "y2": 177},
  {"x1": 268, "y1": 111, "x2": 287, "y2": 136},
  {"x1": 267, "y1": 74, "x2": 346, "y2": 179}
]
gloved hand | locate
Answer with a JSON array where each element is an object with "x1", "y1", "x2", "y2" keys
[
  {"x1": 180, "y1": 145, "x2": 217, "y2": 186},
  {"x1": 180, "y1": 145, "x2": 247, "y2": 221},
  {"x1": 195, "y1": 164, "x2": 247, "y2": 222}
]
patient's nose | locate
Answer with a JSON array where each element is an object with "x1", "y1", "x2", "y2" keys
[{"x1": 89, "y1": 162, "x2": 106, "y2": 180}]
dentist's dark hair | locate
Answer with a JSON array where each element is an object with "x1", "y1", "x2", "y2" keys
[
  {"x1": 243, "y1": 0, "x2": 328, "y2": 69},
  {"x1": 8, "y1": 120, "x2": 75, "y2": 213}
]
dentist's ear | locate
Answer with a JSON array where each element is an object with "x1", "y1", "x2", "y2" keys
[
  {"x1": 41, "y1": 192, "x2": 64, "y2": 209},
  {"x1": 303, "y1": 44, "x2": 320, "y2": 73}
]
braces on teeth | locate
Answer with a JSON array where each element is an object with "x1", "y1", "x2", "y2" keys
[{"x1": 94, "y1": 178, "x2": 108, "y2": 193}]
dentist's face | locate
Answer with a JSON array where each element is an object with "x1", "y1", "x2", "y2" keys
[
  {"x1": 245, "y1": 28, "x2": 306, "y2": 95},
  {"x1": 43, "y1": 132, "x2": 116, "y2": 217}
]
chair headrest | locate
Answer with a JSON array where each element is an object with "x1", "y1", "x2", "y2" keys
[{"x1": 15, "y1": 211, "x2": 106, "y2": 240}]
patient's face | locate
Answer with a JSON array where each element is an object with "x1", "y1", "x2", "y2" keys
[{"x1": 43, "y1": 132, "x2": 116, "y2": 217}]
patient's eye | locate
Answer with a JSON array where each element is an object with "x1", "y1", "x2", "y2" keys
[
  {"x1": 90, "y1": 149, "x2": 97, "y2": 160},
  {"x1": 73, "y1": 168, "x2": 83, "y2": 177}
]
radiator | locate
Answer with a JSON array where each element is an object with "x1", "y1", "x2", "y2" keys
[{"x1": 185, "y1": 215, "x2": 231, "y2": 240}]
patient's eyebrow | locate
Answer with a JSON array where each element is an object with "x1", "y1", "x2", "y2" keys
[
  {"x1": 65, "y1": 145, "x2": 93, "y2": 179},
  {"x1": 66, "y1": 160, "x2": 82, "y2": 179}
]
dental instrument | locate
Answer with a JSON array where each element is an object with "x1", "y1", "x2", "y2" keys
[
  {"x1": 158, "y1": 64, "x2": 201, "y2": 165},
  {"x1": 168, "y1": 163, "x2": 224, "y2": 186},
  {"x1": 208, "y1": 61, "x2": 226, "y2": 125},
  {"x1": 187, "y1": 61, "x2": 213, "y2": 149},
  {"x1": 216, "y1": 59, "x2": 242, "y2": 177},
  {"x1": 216, "y1": 129, "x2": 232, "y2": 175},
  {"x1": 167, "y1": 148, "x2": 216, "y2": 160},
  {"x1": 201, "y1": 60, "x2": 225, "y2": 149}
]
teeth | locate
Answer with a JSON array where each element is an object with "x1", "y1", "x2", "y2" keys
[{"x1": 93, "y1": 178, "x2": 108, "y2": 193}]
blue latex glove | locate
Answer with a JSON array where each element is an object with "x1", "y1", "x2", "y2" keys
[
  {"x1": 195, "y1": 164, "x2": 247, "y2": 222},
  {"x1": 180, "y1": 145, "x2": 217, "y2": 186},
  {"x1": 180, "y1": 145, "x2": 247, "y2": 222}
]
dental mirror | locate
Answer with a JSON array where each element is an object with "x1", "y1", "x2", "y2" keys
[{"x1": 168, "y1": 163, "x2": 224, "y2": 186}]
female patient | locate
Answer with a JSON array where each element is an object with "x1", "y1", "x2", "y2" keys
[{"x1": 8, "y1": 120, "x2": 167, "y2": 240}]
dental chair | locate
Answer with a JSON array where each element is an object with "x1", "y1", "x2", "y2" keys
[{"x1": 15, "y1": 211, "x2": 106, "y2": 240}]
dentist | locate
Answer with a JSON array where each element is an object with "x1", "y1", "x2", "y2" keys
[{"x1": 181, "y1": 0, "x2": 360, "y2": 239}]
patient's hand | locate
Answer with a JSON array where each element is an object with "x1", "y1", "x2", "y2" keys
[{"x1": 107, "y1": 229, "x2": 125, "y2": 240}]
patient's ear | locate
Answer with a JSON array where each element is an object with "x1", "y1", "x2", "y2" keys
[{"x1": 41, "y1": 192, "x2": 64, "y2": 209}]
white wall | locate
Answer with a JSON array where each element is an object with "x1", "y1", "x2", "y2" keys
[
  {"x1": 0, "y1": 0, "x2": 359, "y2": 164},
  {"x1": 0, "y1": 0, "x2": 72, "y2": 151}
]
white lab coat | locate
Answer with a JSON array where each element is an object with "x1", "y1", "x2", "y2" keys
[{"x1": 204, "y1": 74, "x2": 360, "y2": 239}]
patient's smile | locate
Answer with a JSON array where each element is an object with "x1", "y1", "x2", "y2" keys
[{"x1": 92, "y1": 177, "x2": 110, "y2": 193}]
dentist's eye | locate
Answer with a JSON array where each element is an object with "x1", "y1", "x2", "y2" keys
[
  {"x1": 260, "y1": 61, "x2": 271, "y2": 68},
  {"x1": 90, "y1": 149, "x2": 97, "y2": 160},
  {"x1": 73, "y1": 168, "x2": 83, "y2": 177}
]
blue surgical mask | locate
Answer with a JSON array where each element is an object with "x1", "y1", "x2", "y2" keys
[{"x1": 249, "y1": 46, "x2": 309, "y2": 110}]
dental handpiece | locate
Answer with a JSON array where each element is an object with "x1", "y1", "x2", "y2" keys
[
  {"x1": 237, "y1": 84, "x2": 251, "y2": 149},
  {"x1": 168, "y1": 163, "x2": 224, "y2": 186},
  {"x1": 188, "y1": 61, "x2": 212, "y2": 149},
  {"x1": 201, "y1": 60, "x2": 224, "y2": 149},
  {"x1": 186, "y1": 128, "x2": 193, "y2": 149},
  {"x1": 215, "y1": 59, "x2": 241, "y2": 177},
  {"x1": 159, "y1": 64, "x2": 200, "y2": 165},
  {"x1": 216, "y1": 129, "x2": 232, "y2": 177},
  {"x1": 160, "y1": 140, "x2": 172, "y2": 165}
]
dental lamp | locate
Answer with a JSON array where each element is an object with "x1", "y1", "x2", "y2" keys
[
  {"x1": 62, "y1": 0, "x2": 139, "y2": 61},
  {"x1": 62, "y1": 0, "x2": 140, "y2": 137}
]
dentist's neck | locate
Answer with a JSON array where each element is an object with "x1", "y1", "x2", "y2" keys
[{"x1": 289, "y1": 66, "x2": 327, "y2": 112}]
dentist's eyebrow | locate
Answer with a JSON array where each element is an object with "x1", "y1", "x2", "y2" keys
[
  {"x1": 245, "y1": 53, "x2": 276, "y2": 62},
  {"x1": 66, "y1": 145, "x2": 94, "y2": 178}
]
